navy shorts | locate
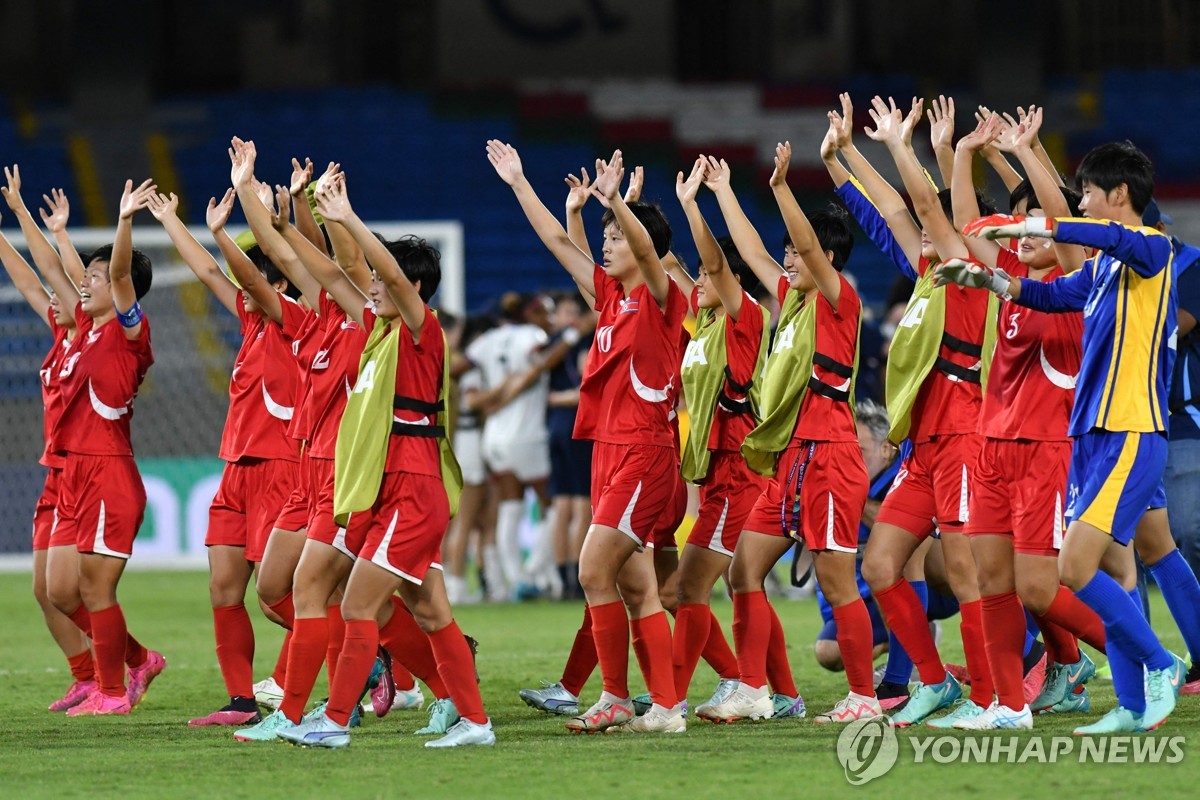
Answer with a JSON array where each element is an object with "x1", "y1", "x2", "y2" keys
[{"x1": 549, "y1": 428, "x2": 593, "y2": 498}]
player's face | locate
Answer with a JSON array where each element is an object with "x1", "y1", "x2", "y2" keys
[
  {"x1": 49, "y1": 292, "x2": 74, "y2": 328},
  {"x1": 920, "y1": 229, "x2": 939, "y2": 261},
  {"x1": 856, "y1": 424, "x2": 890, "y2": 477},
  {"x1": 601, "y1": 223, "x2": 636, "y2": 280},
  {"x1": 1017, "y1": 209, "x2": 1057, "y2": 268},
  {"x1": 694, "y1": 266, "x2": 721, "y2": 310},
  {"x1": 1078, "y1": 181, "x2": 1116, "y2": 220},
  {"x1": 782, "y1": 245, "x2": 815, "y2": 292},
  {"x1": 241, "y1": 289, "x2": 262, "y2": 315},
  {"x1": 369, "y1": 271, "x2": 399, "y2": 319},
  {"x1": 79, "y1": 260, "x2": 113, "y2": 318}
]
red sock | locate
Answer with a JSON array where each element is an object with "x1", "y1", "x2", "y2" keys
[
  {"x1": 326, "y1": 604, "x2": 346, "y2": 687},
  {"x1": 833, "y1": 599, "x2": 876, "y2": 696},
  {"x1": 589, "y1": 601, "x2": 630, "y2": 698},
  {"x1": 1040, "y1": 585, "x2": 1107, "y2": 654},
  {"x1": 67, "y1": 649, "x2": 95, "y2": 682},
  {"x1": 766, "y1": 603, "x2": 798, "y2": 697},
  {"x1": 213, "y1": 604, "x2": 255, "y2": 698},
  {"x1": 700, "y1": 608, "x2": 739, "y2": 679},
  {"x1": 1032, "y1": 614, "x2": 1081, "y2": 665},
  {"x1": 90, "y1": 604, "x2": 129, "y2": 698},
  {"x1": 266, "y1": 592, "x2": 295, "y2": 630},
  {"x1": 280, "y1": 616, "x2": 328, "y2": 723},
  {"x1": 560, "y1": 606, "x2": 598, "y2": 697},
  {"x1": 959, "y1": 599, "x2": 994, "y2": 704},
  {"x1": 630, "y1": 612, "x2": 676, "y2": 708},
  {"x1": 326, "y1": 619, "x2": 378, "y2": 726},
  {"x1": 980, "y1": 592, "x2": 1026, "y2": 709},
  {"x1": 874, "y1": 579, "x2": 945, "y2": 685},
  {"x1": 123, "y1": 633, "x2": 148, "y2": 669},
  {"x1": 378, "y1": 597, "x2": 448, "y2": 697},
  {"x1": 428, "y1": 620, "x2": 488, "y2": 725},
  {"x1": 732, "y1": 591, "x2": 771, "y2": 690},
  {"x1": 671, "y1": 603, "x2": 712, "y2": 700},
  {"x1": 271, "y1": 631, "x2": 293, "y2": 685}
]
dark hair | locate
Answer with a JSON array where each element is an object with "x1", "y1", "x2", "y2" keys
[
  {"x1": 600, "y1": 201, "x2": 672, "y2": 258},
  {"x1": 1075, "y1": 140, "x2": 1154, "y2": 215},
  {"x1": 87, "y1": 244, "x2": 153, "y2": 300},
  {"x1": 384, "y1": 234, "x2": 441, "y2": 302},
  {"x1": 806, "y1": 205, "x2": 854, "y2": 272},
  {"x1": 498, "y1": 291, "x2": 525, "y2": 322},
  {"x1": 936, "y1": 187, "x2": 996, "y2": 221},
  {"x1": 714, "y1": 235, "x2": 762, "y2": 297},
  {"x1": 245, "y1": 245, "x2": 302, "y2": 300},
  {"x1": 1008, "y1": 179, "x2": 1083, "y2": 217}
]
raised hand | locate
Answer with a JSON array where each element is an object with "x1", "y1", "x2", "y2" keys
[
  {"x1": 819, "y1": 118, "x2": 840, "y2": 162},
  {"x1": 957, "y1": 112, "x2": 1002, "y2": 153},
  {"x1": 624, "y1": 165, "x2": 644, "y2": 203},
  {"x1": 701, "y1": 155, "x2": 731, "y2": 193},
  {"x1": 272, "y1": 185, "x2": 292, "y2": 231},
  {"x1": 313, "y1": 174, "x2": 353, "y2": 222},
  {"x1": 864, "y1": 96, "x2": 905, "y2": 144},
  {"x1": 1, "y1": 165, "x2": 26, "y2": 212},
  {"x1": 899, "y1": 97, "x2": 924, "y2": 146},
  {"x1": 769, "y1": 141, "x2": 793, "y2": 188},
  {"x1": 289, "y1": 157, "x2": 314, "y2": 196},
  {"x1": 675, "y1": 157, "x2": 707, "y2": 205},
  {"x1": 828, "y1": 92, "x2": 854, "y2": 149},
  {"x1": 251, "y1": 178, "x2": 274, "y2": 210},
  {"x1": 206, "y1": 188, "x2": 236, "y2": 232},
  {"x1": 39, "y1": 188, "x2": 70, "y2": 232},
  {"x1": 315, "y1": 161, "x2": 342, "y2": 195},
  {"x1": 145, "y1": 191, "x2": 180, "y2": 221},
  {"x1": 1013, "y1": 106, "x2": 1043, "y2": 150},
  {"x1": 592, "y1": 150, "x2": 625, "y2": 201},
  {"x1": 927, "y1": 95, "x2": 955, "y2": 150},
  {"x1": 229, "y1": 137, "x2": 257, "y2": 188},
  {"x1": 486, "y1": 139, "x2": 524, "y2": 186},
  {"x1": 962, "y1": 212, "x2": 1023, "y2": 238},
  {"x1": 564, "y1": 168, "x2": 592, "y2": 213},
  {"x1": 119, "y1": 178, "x2": 156, "y2": 220},
  {"x1": 984, "y1": 108, "x2": 1023, "y2": 154}
]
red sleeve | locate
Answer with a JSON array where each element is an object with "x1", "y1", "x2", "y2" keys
[
  {"x1": 817, "y1": 274, "x2": 860, "y2": 319},
  {"x1": 663, "y1": 282, "x2": 688, "y2": 328},
  {"x1": 917, "y1": 255, "x2": 931, "y2": 278},
  {"x1": 592, "y1": 264, "x2": 618, "y2": 311},
  {"x1": 399, "y1": 305, "x2": 440, "y2": 353},
  {"x1": 995, "y1": 247, "x2": 1024, "y2": 275},
  {"x1": 277, "y1": 294, "x2": 309, "y2": 339},
  {"x1": 689, "y1": 285, "x2": 700, "y2": 316},
  {"x1": 73, "y1": 298, "x2": 88, "y2": 329},
  {"x1": 125, "y1": 314, "x2": 154, "y2": 368},
  {"x1": 776, "y1": 275, "x2": 790, "y2": 307},
  {"x1": 724, "y1": 291, "x2": 764, "y2": 385}
]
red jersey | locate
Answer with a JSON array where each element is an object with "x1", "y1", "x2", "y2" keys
[
  {"x1": 980, "y1": 249, "x2": 1082, "y2": 441},
  {"x1": 689, "y1": 287, "x2": 766, "y2": 453},
  {"x1": 287, "y1": 304, "x2": 324, "y2": 444},
  {"x1": 53, "y1": 302, "x2": 154, "y2": 457},
  {"x1": 307, "y1": 293, "x2": 370, "y2": 459},
  {"x1": 575, "y1": 265, "x2": 688, "y2": 447},
  {"x1": 362, "y1": 305, "x2": 444, "y2": 478},
  {"x1": 909, "y1": 257, "x2": 990, "y2": 443},
  {"x1": 39, "y1": 309, "x2": 72, "y2": 468},
  {"x1": 218, "y1": 296, "x2": 307, "y2": 463},
  {"x1": 790, "y1": 274, "x2": 861, "y2": 444}
]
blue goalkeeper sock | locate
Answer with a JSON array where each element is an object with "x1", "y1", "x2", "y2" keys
[
  {"x1": 1105, "y1": 588, "x2": 1150, "y2": 714},
  {"x1": 926, "y1": 588, "x2": 959, "y2": 621},
  {"x1": 1023, "y1": 611, "x2": 1038, "y2": 658},
  {"x1": 1076, "y1": 570, "x2": 1172, "y2": 674},
  {"x1": 882, "y1": 580, "x2": 927, "y2": 685},
  {"x1": 1148, "y1": 549, "x2": 1200, "y2": 659}
]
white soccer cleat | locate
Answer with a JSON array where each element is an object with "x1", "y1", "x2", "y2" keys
[
  {"x1": 954, "y1": 701, "x2": 1033, "y2": 730},
  {"x1": 696, "y1": 683, "x2": 773, "y2": 723},
  {"x1": 612, "y1": 703, "x2": 686, "y2": 733},
  {"x1": 425, "y1": 718, "x2": 496, "y2": 748},
  {"x1": 813, "y1": 692, "x2": 884, "y2": 724},
  {"x1": 253, "y1": 676, "x2": 284, "y2": 710}
]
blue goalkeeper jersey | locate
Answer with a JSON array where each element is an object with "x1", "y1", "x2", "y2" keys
[{"x1": 1016, "y1": 219, "x2": 1177, "y2": 437}]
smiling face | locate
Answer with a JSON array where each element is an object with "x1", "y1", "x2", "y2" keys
[
  {"x1": 1015, "y1": 208, "x2": 1058, "y2": 268},
  {"x1": 368, "y1": 270, "x2": 400, "y2": 320},
  {"x1": 781, "y1": 244, "x2": 816, "y2": 292},
  {"x1": 1078, "y1": 180, "x2": 1122, "y2": 221},
  {"x1": 693, "y1": 265, "x2": 723, "y2": 310},
  {"x1": 79, "y1": 258, "x2": 113, "y2": 318}
]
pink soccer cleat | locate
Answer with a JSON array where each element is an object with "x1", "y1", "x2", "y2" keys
[
  {"x1": 67, "y1": 690, "x2": 131, "y2": 716},
  {"x1": 188, "y1": 707, "x2": 262, "y2": 727},
  {"x1": 127, "y1": 650, "x2": 167, "y2": 708},
  {"x1": 49, "y1": 679, "x2": 98, "y2": 712}
]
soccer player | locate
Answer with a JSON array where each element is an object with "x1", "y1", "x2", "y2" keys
[
  {"x1": 276, "y1": 163, "x2": 493, "y2": 749},
  {"x1": 696, "y1": 144, "x2": 874, "y2": 724},
  {"x1": 938, "y1": 139, "x2": 1186, "y2": 733},
  {"x1": 490, "y1": 141, "x2": 686, "y2": 734},
  {"x1": 0, "y1": 180, "x2": 92, "y2": 710},
  {"x1": 30, "y1": 175, "x2": 164, "y2": 715}
]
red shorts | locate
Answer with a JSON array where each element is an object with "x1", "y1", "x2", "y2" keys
[
  {"x1": 207, "y1": 458, "x2": 300, "y2": 562},
  {"x1": 742, "y1": 440, "x2": 868, "y2": 553},
  {"x1": 306, "y1": 457, "x2": 371, "y2": 559},
  {"x1": 57, "y1": 454, "x2": 146, "y2": 559},
  {"x1": 33, "y1": 468, "x2": 63, "y2": 551},
  {"x1": 648, "y1": 472, "x2": 687, "y2": 552},
  {"x1": 688, "y1": 451, "x2": 769, "y2": 556},
  {"x1": 274, "y1": 449, "x2": 314, "y2": 532},
  {"x1": 965, "y1": 438, "x2": 1071, "y2": 556},
  {"x1": 876, "y1": 434, "x2": 984, "y2": 537},
  {"x1": 590, "y1": 442, "x2": 680, "y2": 549},
  {"x1": 359, "y1": 472, "x2": 450, "y2": 584}
]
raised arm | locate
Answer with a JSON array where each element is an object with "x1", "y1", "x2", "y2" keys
[
  {"x1": 38, "y1": 189, "x2": 86, "y2": 289},
  {"x1": 701, "y1": 155, "x2": 785, "y2": 293},
  {"x1": 0, "y1": 210, "x2": 51, "y2": 324},
  {"x1": 927, "y1": 95, "x2": 956, "y2": 189},
  {"x1": 310, "y1": 162, "x2": 368, "y2": 283},
  {"x1": 2, "y1": 166, "x2": 77, "y2": 306},
  {"x1": 593, "y1": 151, "x2": 670, "y2": 306},
  {"x1": 487, "y1": 139, "x2": 596, "y2": 298},
  {"x1": 769, "y1": 142, "x2": 842, "y2": 306},
  {"x1": 288, "y1": 157, "x2": 328, "y2": 256},
  {"x1": 820, "y1": 123, "x2": 853, "y2": 189},
  {"x1": 672, "y1": 157, "x2": 723, "y2": 304},
  {"x1": 564, "y1": 168, "x2": 594, "y2": 261},
  {"x1": 147, "y1": 190, "x2": 240, "y2": 316},
  {"x1": 951, "y1": 114, "x2": 1004, "y2": 266},
  {"x1": 111, "y1": 179, "x2": 156, "y2": 338},
  {"x1": 977, "y1": 107, "x2": 1026, "y2": 192},
  {"x1": 1010, "y1": 108, "x2": 1084, "y2": 272}
]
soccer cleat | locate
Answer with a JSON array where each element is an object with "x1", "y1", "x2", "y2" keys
[
  {"x1": 1142, "y1": 652, "x2": 1186, "y2": 731},
  {"x1": 700, "y1": 678, "x2": 739, "y2": 714},
  {"x1": 234, "y1": 709, "x2": 297, "y2": 741},
  {"x1": 126, "y1": 650, "x2": 167, "y2": 708},
  {"x1": 365, "y1": 685, "x2": 425, "y2": 714},
  {"x1": 518, "y1": 681, "x2": 579, "y2": 716},
  {"x1": 1022, "y1": 639, "x2": 1048, "y2": 706},
  {"x1": 612, "y1": 703, "x2": 686, "y2": 733},
  {"x1": 888, "y1": 672, "x2": 962, "y2": 727},
  {"x1": 953, "y1": 701, "x2": 1033, "y2": 730},
  {"x1": 66, "y1": 690, "x2": 131, "y2": 716},
  {"x1": 49, "y1": 679, "x2": 97, "y2": 712},
  {"x1": 1073, "y1": 706, "x2": 1143, "y2": 735},
  {"x1": 1181, "y1": 661, "x2": 1200, "y2": 695},
  {"x1": 369, "y1": 648, "x2": 397, "y2": 718},
  {"x1": 188, "y1": 705, "x2": 262, "y2": 727},
  {"x1": 944, "y1": 663, "x2": 971, "y2": 686},
  {"x1": 565, "y1": 695, "x2": 635, "y2": 733},
  {"x1": 696, "y1": 683, "x2": 773, "y2": 723},
  {"x1": 632, "y1": 693, "x2": 652, "y2": 717},
  {"x1": 1044, "y1": 686, "x2": 1091, "y2": 714},
  {"x1": 874, "y1": 681, "x2": 910, "y2": 712},
  {"x1": 425, "y1": 718, "x2": 496, "y2": 748},
  {"x1": 814, "y1": 692, "x2": 883, "y2": 724},
  {"x1": 252, "y1": 676, "x2": 284, "y2": 710},
  {"x1": 771, "y1": 693, "x2": 807, "y2": 719},
  {"x1": 303, "y1": 700, "x2": 360, "y2": 728},
  {"x1": 415, "y1": 698, "x2": 461, "y2": 735},
  {"x1": 276, "y1": 712, "x2": 349, "y2": 748},
  {"x1": 926, "y1": 698, "x2": 986, "y2": 729},
  {"x1": 1032, "y1": 653, "x2": 1096, "y2": 712}
]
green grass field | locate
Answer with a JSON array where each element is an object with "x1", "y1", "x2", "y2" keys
[{"x1": 1, "y1": 571, "x2": 1197, "y2": 799}]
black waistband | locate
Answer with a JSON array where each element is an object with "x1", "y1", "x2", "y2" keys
[
  {"x1": 935, "y1": 356, "x2": 981, "y2": 384},
  {"x1": 394, "y1": 395, "x2": 444, "y2": 414},
  {"x1": 813, "y1": 352, "x2": 854, "y2": 378},
  {"x1": 941, "y1": 332, "x2": 983, "y2": 358},
  {"x1": 391, "y1": 420, "x2": 446, "y2": 439}
]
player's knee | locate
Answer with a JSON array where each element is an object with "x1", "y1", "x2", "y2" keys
[
  {"x1": 861, "y1": 556, "x2": 897, "y2": 593},
  {"x1": 1014, "y1": 576, "x2": 1056, "y2": 615},
  {"x1": 814, "y1": 639, "x2": 844, "y2": 672},
  {"x1": 657, "y1": 591, "x2": 678, "y2": 615}
]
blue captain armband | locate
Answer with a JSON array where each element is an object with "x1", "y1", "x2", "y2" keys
[{"x1": 116, "y1": 301, "x2": 144, "y2": 328}]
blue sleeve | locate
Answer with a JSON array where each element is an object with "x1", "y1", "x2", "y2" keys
[
  {"x1": 1015, "y1": 260, "x2": 1096, "y2": 313},
  {"x1": 1176, "y1": 245, "x2": 1200, "y2": 320},
  {"x1": 1054, "y1": 219, "x2": 1174, "y2": 278},
  {"x1": 836, "y1": 179, "x2": 918, "y2": 281}
]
